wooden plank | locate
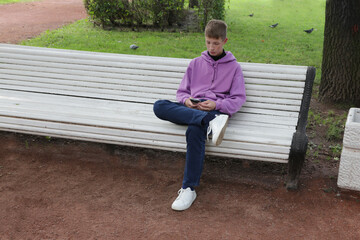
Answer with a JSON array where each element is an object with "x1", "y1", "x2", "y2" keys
[
  {"x1": 0, "y1": 116, "x2": 291, "y2": 154},
  {"x1": 0, "y1": 90, "x2": 299, "y2": 133},
  {"x1": 245, "y1": 96, "x2": 302, "y2": 106},
  {"x1": 0, "y1": 102, "x2": 294, "y2": 146},
  {"x1": 0, "y1": 72, "x2": 305, "y2": 101},
  {"x1": 0, "y1": 84, "x2": 169, "y2": 102},
  {"x1": 0, "y1": 70, "x2": 180, "y2": 89},
  {"x1": 0, "y1": 53, "x2": 188, "y2": 73},
  {"x1": 0, "y1": 122, "x2": 289, "y2": 163},
  {"x1": 0, "y1": 88, "x2": 299, "y2": 126},
  {"x1": 244, "y1": 71, "x2": 306, "y2": 81},
  {"x1": 0, "y1": 52, "x2": 306, "y2": 83},
  {"x1": 0, "y1": 120, "x2": 290, "y2": 161},
  {"x1": 0, "y1": 90, "x2": 299, "y2": 127},
  {"x1": 244, "y1": 89, "x2": 303, "y2": 100},
  {"x1": 0, "y1": 79, "x2": 178, "y2": 95},
  {"x1": 0, "y1": 43, "x2": 305, "y2": 75},
  {"x1": 0, "y1": 69, "x2": 306, "y2": 91},
  {"x1": 0, "y1": 83, "x2": 304, "y2": 109},
  {"x1": 0, "y1": 43, "x2": 192, "y2": 67},
  {"x1": 0, "y1": 102, "x2": 294, "y2": 144},
  {"x1": 0, "y1": 78, "x2": 301, "y2": 111},
  {"x1": 245, "y1": 78, "x2": 305, "y2": 87},
  {"x1": 245, "y1": 84, "x2": 304, "y2": 94},
  {"x1": 0, "y1": 103, "x2": 294, "y2": 144},
  {"x1": 0, "y1": 60, "x2": 186, "y2": 79},
  {"x1": 0, "y1": 79, "x2": 303, "y2": 102}
]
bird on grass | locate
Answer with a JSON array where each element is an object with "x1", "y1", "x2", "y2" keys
[
  {"x1": 130, "y1": 44, "x2": 139, "y2": 50},
  {"x1": 248, "y1": 13, "x2": 254, "y2": 17},
  {"x1": 269, "y1": 23, "x2": 278, "y2": 28},
  {"x1": 304, "y1": 28, "x2": 314, "y2": 33}
]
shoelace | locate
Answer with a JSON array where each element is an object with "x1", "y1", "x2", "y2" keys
[{"x1": 177, "y1": 189, "x2": 184, "y2": 198}]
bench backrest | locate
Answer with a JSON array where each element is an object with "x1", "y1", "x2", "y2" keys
[{"x1": 0, "y1": 44, "x2": 309, "y2": 129}]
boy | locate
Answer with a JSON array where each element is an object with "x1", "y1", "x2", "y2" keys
[{"x1": 153, "y1": 19, "x2": 246, "y2": 211}]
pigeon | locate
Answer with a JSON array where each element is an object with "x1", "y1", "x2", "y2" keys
[
  {"x1": 269, "y1": 23, "x2": 278, "y2": 28},
  {"x1": 130, "y1": 44, "x2": 139, "y2": 50},
  {"x1": 248, "y1": 13, "x2": 254, "y2": 17},
  {"x1": 304, "y1": 28, "x2": 314, "y2": 33}
]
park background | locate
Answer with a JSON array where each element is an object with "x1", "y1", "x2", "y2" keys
[{"x1": 1, "y1": 0, "x2": 359, "y2": 239}]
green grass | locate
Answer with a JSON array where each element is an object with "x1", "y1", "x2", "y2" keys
[
  {"x1": 22, "y1": 0, "x2": 325, "y2": 83},
  {"x1": 0, "y1": 0, "x2": 36, "y2": 4}
]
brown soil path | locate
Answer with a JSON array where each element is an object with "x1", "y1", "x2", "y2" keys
[
  {"x1": 1, "y1": 1, "x2": 360, "y2": 239},
  {"x1": 0, "y1": 0, "x2": 87, "y2": 43}
]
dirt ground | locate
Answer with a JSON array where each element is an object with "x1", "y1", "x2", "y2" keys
[
  {"x1": 1, "y1": 1, "x2": 360, "y2": 239},
  {"x1": 0, "y1": 0, "x2": 87, "y2": 44}
]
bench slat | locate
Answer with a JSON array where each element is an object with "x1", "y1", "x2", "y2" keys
[
  {"x1": 0, "y1": 100, "x2": 295, "y2": 142},
  {"x1": 0, "y1": 44, "x2": 192, "y2": 67},
  {"x1": 0, "y1": 90, "x2": 299, "y2": 127},
  {"x1": 0, "y1": 60, "x2": 185, "y2": 78},
  {"x1": 0, "y1": 111, "x2": 292, "y2": 147},
  {"x1": 0, "y1": 116, "x2": 291, "y2": 153},
  {"x1": 0, "y1": 70, "x2": 305, "y2": 102},
  {"x1": 0, "y1": 52, "x2": 188, "y2": 73},
  {"x1": 0, "y1": 68, "x2": 306, "y2": 92},
  {"x1": 0, "y1": 88, "x2": 300, "y2": 122},
  {"x1": 0, "y1": 118, "x2": 290, "y2": 161},
  {"x1": 0, "y1": 77, "x2": 304, "y2": 101},
  {"x1": 0, "y1": 43, "x2": 308, "y2": 74},
  {"x1": 0, "y1": 89, "x2": 298, "y2": 130}
]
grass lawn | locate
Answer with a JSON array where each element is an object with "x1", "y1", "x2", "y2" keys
[
  {"x1": 21, "y1": 0, "x2": 326, "y2": 84},
  {"x1": 0, "y1": 0, "x2": 36, "y2": 4}
]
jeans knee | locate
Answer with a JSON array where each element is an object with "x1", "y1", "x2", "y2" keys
[{"x1": 153, "y1": 99, "x2": 169, "y2": 119}]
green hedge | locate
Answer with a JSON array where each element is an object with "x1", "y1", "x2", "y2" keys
[{"x1": 84, "y1": 0, "x2": 226, "y2": 31}]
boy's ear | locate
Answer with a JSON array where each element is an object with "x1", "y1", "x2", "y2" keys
[{"x1": 223, "y1": 38, "x2": 228, "y2": 44}]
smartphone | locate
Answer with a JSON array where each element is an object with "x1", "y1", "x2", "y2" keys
[{"x1": 190, "y1": 98, "x2": 201, "y2": 104}]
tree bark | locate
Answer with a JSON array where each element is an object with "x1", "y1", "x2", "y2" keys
[{"x1": 319, "y1": 0, "x2": 360, "y2": 106}]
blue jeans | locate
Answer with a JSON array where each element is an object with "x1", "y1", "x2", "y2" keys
[{"x1": 153, "y1": 100, "x2": 220, "y2": 188}]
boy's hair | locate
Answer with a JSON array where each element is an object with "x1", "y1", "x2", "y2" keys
[{"x1": 205, "y1": 19, "x2": 227, "y2": 40}]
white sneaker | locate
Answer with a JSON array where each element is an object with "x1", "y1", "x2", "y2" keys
[
  {"x1": 207, "y1": 114, "x2": 229, "y2": 146},
  {"x1": 171, "y1": 187, "x2": 197, "y2": 211}
]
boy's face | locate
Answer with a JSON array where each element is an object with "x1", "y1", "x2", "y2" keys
[{"x1": 205, "y1": 37, "x2": 228, "y2": 57}]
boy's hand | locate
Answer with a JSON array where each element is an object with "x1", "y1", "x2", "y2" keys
[
  {"x1": 197, "y1": 100, "x2": 216, "y2": 111},
  {"x1": 185, "y1": 98, "x2": 198, "y2": 109}
]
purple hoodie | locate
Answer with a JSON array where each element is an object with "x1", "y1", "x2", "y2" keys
[{"x1": 176, "y1": 51, "x2": 246, "y2": 117}]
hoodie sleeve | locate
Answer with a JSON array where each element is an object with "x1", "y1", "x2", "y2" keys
[
  {"x1": 176, "y1": 61, "x2": 193, "y2": 104},
  {"x1": 215, "y1": 64, "x2": 246, "y2": 117}
]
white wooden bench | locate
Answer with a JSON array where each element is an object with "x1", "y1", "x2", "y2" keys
[{"x1": 0, "y1": 43, "x2": 315, "y2": 189}]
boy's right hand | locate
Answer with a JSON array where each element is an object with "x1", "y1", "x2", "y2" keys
[{"x1": 185, "y1": 98, "x2": 198, "y2": 109}]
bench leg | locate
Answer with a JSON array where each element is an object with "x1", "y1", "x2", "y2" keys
[{"x1": 287, "y1": 132, "x2": 308, "y2": 190}]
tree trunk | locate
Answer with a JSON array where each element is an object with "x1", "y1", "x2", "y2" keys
[{"x1": 319, "y1": 0, "x2": 360, "y2": 106}]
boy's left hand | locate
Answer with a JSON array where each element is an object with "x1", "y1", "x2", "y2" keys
[{"x1": 197, "y1": 100, "x2": 216, "y2": 111}]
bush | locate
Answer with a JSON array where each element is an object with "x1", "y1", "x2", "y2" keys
[
  {"x1": 84, "y1": 0, "x2": 184, "y2": 28},
  {"x1": 195, "y1": 0, "x2": 227, "y2": 30},
  {"x1": 150, "y1": 0, "x2": 185, "y2": 27},
  {"x1": 84, "y1": 0, "x2": 129, "y2": 26},
  {"x1": 84, "y1": 0, "x2": 226, "y2": 31}
]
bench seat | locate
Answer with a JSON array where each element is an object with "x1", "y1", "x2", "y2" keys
[{"x1": 0, "y1": 44, "x2": 315, "y2": 188}]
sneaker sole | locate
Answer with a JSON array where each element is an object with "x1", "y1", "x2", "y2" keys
[{"x1": 213, "y1": 116, "x2": 229, "y2": 146}]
